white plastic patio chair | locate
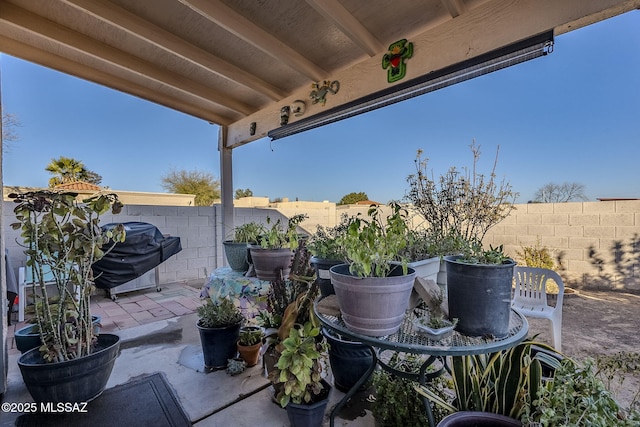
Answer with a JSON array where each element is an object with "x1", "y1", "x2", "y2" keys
[{"x1": 511, "y1": 267, "x2": 564, "y2": 351}]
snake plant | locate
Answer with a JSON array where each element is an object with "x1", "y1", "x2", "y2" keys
[{"x1": 416, "y1": 341, "x2": 562, "y2": 419}]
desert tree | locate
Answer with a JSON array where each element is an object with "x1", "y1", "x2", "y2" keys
[
  {"x1": 534, "y1": 182, "x2": 587, "y2": 203},
  {"x1": 406, "y1": 141, "x2": 518, "y2": 242},
  {"x1": 161, "y1": 168, "x2": 220, "y2": 206}
]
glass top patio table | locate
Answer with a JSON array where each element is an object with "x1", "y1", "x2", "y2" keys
[
  {"x1": 314, "y1": 295, "x2": 529, "y2": 356},
  {"x1": 314, "y1": 295, "x2": 530, "y2": 427}
]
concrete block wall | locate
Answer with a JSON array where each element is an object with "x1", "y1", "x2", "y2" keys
[
  {"x1": 3, "y1": 202, "x2": 217, "y2": 288},
  {"x1": 5, "y1": 200, "x2": 639, "y2": 293},
  {"x1": 484, "y1": 200, "x2": 640, "y2": 292}
]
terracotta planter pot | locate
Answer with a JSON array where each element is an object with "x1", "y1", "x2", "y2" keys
[
  {"x1": 237, "y1": 341, "x2": 262, "y2": 367},
  {"x1": 329, "y1": 264, "x2": 416, "y2": 337}
]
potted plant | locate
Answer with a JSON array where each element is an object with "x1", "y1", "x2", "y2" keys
[
  {"x1": 196, "y1": 296, "x2": 244, "y2": 371},
  {"x1": 271, "y1": 321, "x2": 331, "y2": 427},
  {"x1": 373, "y1": 352, "x2": 437, "y2": 427},
  {"x1": 249, "y1": 213, "x2": 308, "y2": 281},
  {"x1": 237, "y1": 325, "x2": 264, "y2": 367},
  {"x1": 260, "y1": 241, "x2": 331, "y2": 427},
  {"x1": 329, "y1": 202, "x2": 416, "y2": 336},
  {"x1": 223, "y1": 222, "x2": 264, "y2": 272},
  {"x1": 306, "y1": 215, "x2": 349, "y2": 297},
  {"x1": 10, "y1": 190, "x2": 126, "y2": 404},
  {"x1": 14, "y1": 314, "x2": 102, "y2": 354},
  {"x1": 405, "y1": 143, "x2": 517, "y2": 291},
  {"x1": 445, "y1": 243, "x2": 516, "y2": 337},
  {"x1": 412, "y1": 290, "x2": 458, "y2": 341},
  {"x1": 258, "y1": 242, "x2": 317, "y2": 394},
  {"x1": 415, "y1": 340, "x2": 562, "y2": 424}
]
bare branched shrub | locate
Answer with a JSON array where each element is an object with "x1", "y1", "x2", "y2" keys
[{"x1": 406, "y1": 141, "x2": 517, "y2": 243}]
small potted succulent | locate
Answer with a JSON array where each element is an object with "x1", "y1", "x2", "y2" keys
[
  {"x1": 236, "y1": 325, "x2": 264, "y2": 367},
  {"x1": 329, "y1": 202, "x2": 416, "y2": 337},
  {"x1": 412, "y1": 290, "x2": 458, "y2": 341},
  {"x1": 196, "y1": 297, "x2": 244, "y2": 371},
  {"x1": 249, "y1": 214, "x2": 307, "y2": 281}
]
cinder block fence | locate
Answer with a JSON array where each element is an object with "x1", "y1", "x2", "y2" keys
[{"x1": 4, "y1": 200, "x2": 639, "y2": 293}]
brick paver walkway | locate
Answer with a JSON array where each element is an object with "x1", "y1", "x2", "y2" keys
[{"x1": 6, "y1": 281, "x2": 204, "y2": 355}]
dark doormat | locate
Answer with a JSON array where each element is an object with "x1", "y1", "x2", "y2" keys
[{"x1": 16, "y1": 372, "x2": 191, "y2": 427}]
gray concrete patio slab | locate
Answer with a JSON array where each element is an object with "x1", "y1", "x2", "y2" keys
[{"x1": 2, "y1": 282, "x2": 638, "y2": 426}]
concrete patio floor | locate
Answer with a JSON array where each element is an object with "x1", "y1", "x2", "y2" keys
[{"x1": 2, "y1": 281, "x2": 639, "y2": 426}]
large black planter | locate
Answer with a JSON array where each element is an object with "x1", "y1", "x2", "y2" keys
[
  {"x1": 310, "y1": 257, "x2": 344, "y2": 297},
  {"x1": 437, "y1": 411, "x2": 522, "y2": 426},
  {"x1": 445, "y1": 256, "x2": 516, "y2": 338},
  {"x1": 197, "y1": 321, "x2": 241, "y2": 371},
  {"x1": 285, "y1": 380, "x2": 331, "y2": 427},
  {"x1": 14, "y1": 316, "x2": 102, "y2": 354},
  {"x1": 18, "y1": 333, "x2": 120, "y2": 404},
  {"x1": 323, "y1": 328, "x2": 373, "y2": 392}
]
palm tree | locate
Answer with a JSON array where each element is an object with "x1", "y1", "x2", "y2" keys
[{"x1": 45, "y1": 156, "x2": 102, "y2": 187}]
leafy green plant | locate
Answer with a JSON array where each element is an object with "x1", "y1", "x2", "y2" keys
[
  {"x1": 270, "y1": 321, "x2": 329, "y2": 407},
  {"x1": 197, "y1": 297, "x2": 244, "y2": 328},
  {"x1": 306, "y1": 214, "x2": 350, "y2": 260},
  {"x1": 10, "y1": 190, "x2": 126, "y2": 363},
  {"x1": 231, "y1": 222, "x2": 264, "y2": 244},
  {"x1": 340, "y1": 202, "x2": 410, "y2": 277},
  {"x1": 406, "y1": 142, "x2": 517, "y2": 244},
  {"x1": 373, "y1": 353, "x2": 447, "y2": 426},
  {"x1": 457, "y1": 243, "x2": 514, "y2": 265},
  {"x1": 416, "y1": 341, "x2": 561, "y2": 420},
  {"x1": 525, "y1": 357, "x2": 640, "y2": 426},
  {"x1": 259, "y1": 214, "x2": 308, "y2": 250}
]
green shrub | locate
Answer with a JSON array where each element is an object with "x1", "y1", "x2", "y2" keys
[
  {"x1": 373, "y1": 353, "x2": 449, "y2": 426},
  {"x1": 526, "y1": 358, "x2": 640, "y2": 426},
  {"x1": 516, "y1": 238, "x2": 556, "y2": 270}
]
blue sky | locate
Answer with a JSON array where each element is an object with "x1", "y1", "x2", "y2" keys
[{"x1": 2, "y1": 11, "x2": 639, "y2": 204}]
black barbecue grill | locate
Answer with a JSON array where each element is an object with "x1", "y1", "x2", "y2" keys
[{"x1": 92, "y1": 222, "x2": 181, "y2": 298}]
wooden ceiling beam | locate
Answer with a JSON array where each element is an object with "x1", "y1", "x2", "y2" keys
[
  {"x1": 179, "y1": 0, "x2": 328, "y2": 81},
  {"x1": 0, "y1": 35, "x2": 234, "y2": 125},
  {"x1": 0, "y1": 2, "x2": 254, "y2": 116},
  {"x1": 226, "y1": 0, "x2": 640, "y2": 147},
  {"x1": 440, "y1": 0, "x2": 468, "y2": 18},
  {"x1": 305, "y1": 0, "x2": 384, "y2": 56},
  {"x1": 62, "y1": 0, "x2": 286, "y2": 101}
]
